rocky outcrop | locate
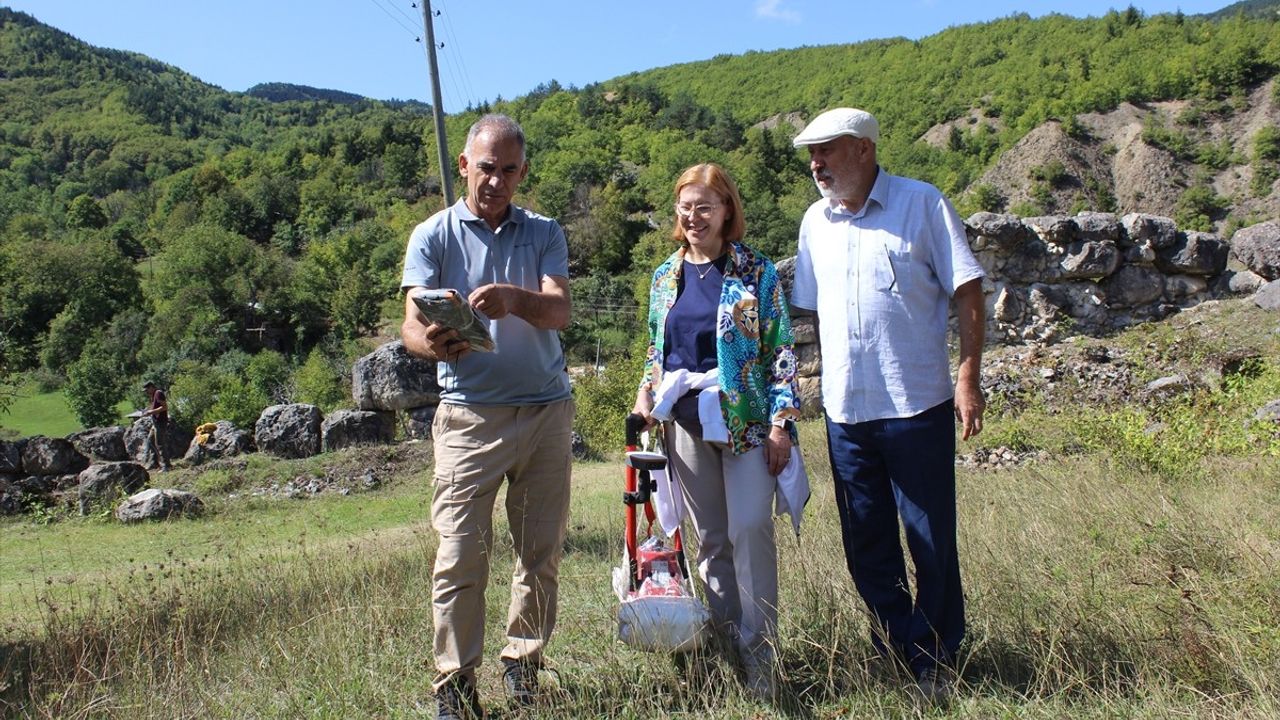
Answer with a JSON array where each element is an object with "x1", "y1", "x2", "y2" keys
[
  {"x1": 77, "y1": 462, "x2": 149, "y2": 514},
  {"x1": 404, "y1": 405, "x2": 437, "y2": 440},
  {"x1": 1231, "y1": 221, "x2": 1280, "y2": 280},
  {"x1": 255, "y1": 404, "x2": 322, "y2": 459},
  {"x1": 115, "y1": 488, "x2": 204, "y2": 522},
  {"x1": 320, "y1": 409, "x2": 395, "y2": 451},
  {"x1": 1254, "y1": 279, "x2": 1280, "y2": 311},
  {"x1": 123, "y1": 418, "x2": 191, "y2": 468},
  {"x1": 0, "y1": 439, "x2": 25, "y2": 475},
  {"x1": 68, "y1": 426, "x2": 128, "y2": 462},
  {"x1": 351, "y1": 341, "x2": 441, "y2": 411},
  {"x1": 21, "y1": 436, "x2": 89, "y2": 476},
  {"x1": 967, "y1": 211, "x2": 1236, "y2": 344},
  {"x1": 183, "y1": 420, "x2": 254, "y2": 465},
  {"x1": 0, "y1": 477, "x2": 23, "y2": 515}
]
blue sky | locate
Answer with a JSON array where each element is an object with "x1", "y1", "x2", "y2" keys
[{"x1": 5, "y1": 1, "x2": 1230, "y2": 112}]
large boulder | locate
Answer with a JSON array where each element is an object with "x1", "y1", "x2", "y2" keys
[
  {"x1": 123, "y1": 418, "x2": 191, "y2": 468},
  {"x1": 255, "y1": 404, "x2": 322, "y2": 459},
  {"x1": 1072, "y1": 212, "x2": 1123, "y2": 243},
  {"x1": 1023, "y1": 215, "x2": 1076, "y2": 245},
  {"x1": 1255, "y1": 279, "x2": 1280, "y2": 311},
  {"x1": 321, "y1": 409, "x2": 395, "y2": 451},
  {"x1": 0, "y1": 477, "x2": 22, "y2": 515},
  {"x1": 1121, "y1": 213, "x2": 1179, "y2": 250},
  {"x1": 183, "y1": 420, "x2": 254, "y2": 465},
  {"x1": 404, "y1": 405, "x2": 437, "y2": 440},
  {"x1": 1059, "y1": 241, "x2": 1120, "y2": 280},
  {"x1": 1103, "y1": 265, "x2": 1164, "y2": 307},
  {"x1": 68, "y1": 426, "x2": 128, "y2": 462},
  {"x1": 21, "y1": 436, "x2": 89, "y2": 476},
  {"x1": 115, "y1": 488, "x2": 204, "y2": 522},
  {"x1": 1230, "y1": 221, "x2": 1280, "y2": 280},
  {"x1": 0, "y1": 439, "x2": 25, "y2": 475},
  {"x1": 774, "y1": 256, "x2": 797, "y2": 299},
  {"x1": 77, "y1": 462, "x2": 149, "y2": 515},
  {"x1": 967, "y1": 212, "x2": 1031, "y2": 253},
  {"x1": 352, "y1": 341, "x2": 441, "y2": 412},
  {"x1": 1155, "y1": 231, "x2": 1228, "y2": 276}
]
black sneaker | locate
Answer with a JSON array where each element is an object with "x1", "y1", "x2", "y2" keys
[
  {"x1": 913, "y1": 665, "x2": 955, "y2": 705},
  {"x1": 436, "y1": 675, "x2": 483, "y2": 720},
  {"x1": 501, "y1": 658, "x2": 539, "y2": 706}
]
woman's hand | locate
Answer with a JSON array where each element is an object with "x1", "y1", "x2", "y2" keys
[
  {"x1": 631, "y1": 385, "x2": 657, "y2": 432},
  {"x1": 764, "y1": 425, "x2": 792, "y2": 476}
]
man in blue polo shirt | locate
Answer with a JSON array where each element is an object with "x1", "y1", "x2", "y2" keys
[
  {"x1": 790, "y1": 108, "x2": 986, "y2": 704},
  {"x1": 401, "y1": 114, "x2": 572, "y2": 720}
]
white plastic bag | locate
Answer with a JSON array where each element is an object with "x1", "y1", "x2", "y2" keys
[
  {"x1": 617, "y1": 594, "x2": 710, "y2": 653},
  {"x1": 613, "y1": 540, "x2": 710, "y2": 653}
]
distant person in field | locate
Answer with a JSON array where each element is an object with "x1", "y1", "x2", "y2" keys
[
  {"x1": 631, "y1": 162, "x2": 802, "y2": 700},
  {"x1": 140, "y1": 380, "x2": 171, "y2": 472},
  {"x1": 789, "y1": 108, "x2": 986, "y2": 703},
  {"x1": 400, "y1": 114, "x2": 573, "y2": 720}
]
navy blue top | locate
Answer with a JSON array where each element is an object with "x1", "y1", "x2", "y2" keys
[
  {"x1": 663, "y1": 255, "x2": 728, "y2": 427},
  {"x1": 663, "y1": 256, "x2": 728, "y2": 373}
]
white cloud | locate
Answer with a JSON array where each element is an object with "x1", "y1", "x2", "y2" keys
[{"x1": 755, "y1": 0, "x2": 801, "y2": 24}]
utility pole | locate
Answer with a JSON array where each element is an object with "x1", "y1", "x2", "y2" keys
[{"x1": 420, "y1": 0, "x2": 454, "y2": 206}]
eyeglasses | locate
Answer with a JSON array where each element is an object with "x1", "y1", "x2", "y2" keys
[{"x1": 674, "y1": 202, "x2": 722, "y2": 219}]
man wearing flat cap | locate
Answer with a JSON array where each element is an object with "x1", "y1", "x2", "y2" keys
[{"x1": 789, "y1": 107, "x2": 986, "y2": 702}]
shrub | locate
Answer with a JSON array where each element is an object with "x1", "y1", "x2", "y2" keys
[
  {"x1": 1029, "y1": 159, "x2": 1070, "y2": 187},
  {"x1": 969, "y1": 184, "x2": 1004, "y2": 213},
  {"x1": 168, "y1": 360, "x2": 222, "y2": 431},
  {"x1": 208, "y1": 376, "x2": 270, "y2": 429},
  {"x1": 1175, "y1": 185, "x2": 1229, "y2": 231},
  {"x1": 245, "y1": 350, "x2": 292, "y2": 404},
  {"x1": 571, "y1": 344, "x2": 645, "y2": 459},
  {"x1": 1250, "y1": 126, "x2": 1280, "y2": 197},
  {"x1": 293, "y1": 347, "x2": 348, "y2": 412}
]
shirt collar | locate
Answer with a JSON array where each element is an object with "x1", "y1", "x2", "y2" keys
[
  {"x1": 672, "y1": 241, "x2": 746, "y2": 278},
  {"x1": 454, "y1": 198, "x2": 525, "y2": 228},
  {"x1": 825, "y1": 166, "x2": 887, "y2": 220}
]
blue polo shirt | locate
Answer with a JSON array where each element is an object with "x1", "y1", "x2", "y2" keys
[{"x1": 401, "y1": 199, "x2": 571, "y2": 406}]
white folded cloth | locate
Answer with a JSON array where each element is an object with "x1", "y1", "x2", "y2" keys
[{"x1": 650, "y1": 368, "x2": 727, "y2": 444}]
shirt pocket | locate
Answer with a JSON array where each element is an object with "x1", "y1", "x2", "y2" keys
[{"x1": 871, "y1": 242, "x2": 897, "y2": 292}]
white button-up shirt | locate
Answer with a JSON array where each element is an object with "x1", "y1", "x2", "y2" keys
[{"x1": 790, "y1": 168, "x2": 984, "y2": 425}]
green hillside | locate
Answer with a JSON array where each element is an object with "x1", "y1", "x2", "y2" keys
[
  {"x1": 621, "y1": 9, "x2": 1280, "y2": 192},
  {"x1": 0, "y1": 5, "x2": 1277, "y2": 432}
]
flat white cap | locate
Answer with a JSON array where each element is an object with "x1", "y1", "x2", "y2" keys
[{"x1": 792, "y1": 108, "x2": 880, "y2": 146}]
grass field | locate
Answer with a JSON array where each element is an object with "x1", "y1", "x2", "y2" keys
[
  {"x1": 0, "y1": 381, "x2": 134, "y2": 439},
  {"x1": 2, "y1": 299, "x2": 1279, "y2": 718},
  {"x1": 2, "y1": 431, "x2": 1278, "y2": 718}
]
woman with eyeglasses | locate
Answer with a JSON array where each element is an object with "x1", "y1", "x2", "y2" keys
[{"x1": 631, "y1": 162, "x2": 801, "y2": 699}]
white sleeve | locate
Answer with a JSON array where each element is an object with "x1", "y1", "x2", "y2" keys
[{"x1": 790, "y1": 213, "x2": 818, "y2": 311}]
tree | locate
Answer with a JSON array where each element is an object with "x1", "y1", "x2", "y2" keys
[
  {"x1": 66, "y1": 194, "x2": 108, "y2": 229},
  {"x1": 0, "y1": 326, "x2": 18, "y2": 415},
  {"x1": 65, "y1": 335, "x2": 125, "y2": 428}
]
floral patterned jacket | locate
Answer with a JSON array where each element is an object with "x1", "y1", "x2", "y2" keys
[{"x1": 640, "y1": 241, "x2": 801, "y2": 455}]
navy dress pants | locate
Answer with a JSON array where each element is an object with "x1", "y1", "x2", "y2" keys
[{"x1": 824, "y1": 400, "x2": 964, "y2": 673}]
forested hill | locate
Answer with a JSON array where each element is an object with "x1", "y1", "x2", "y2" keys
[
  {"x1": 1205, "y1": 0, "x2": 1280, "y2": 19},
  {"x1": 0, "y1": 5, "x2": 1278, "y2": 432},
  {"x1": 245, "y1": 83, "x2": 368, "y2": 105}
]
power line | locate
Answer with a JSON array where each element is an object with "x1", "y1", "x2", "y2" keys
[
  {"x1": 435, "y1": 0, "x2": 478, "y2": 107},
  {"x1": 365, "y1": 0, "x2": 418, "y2": 40},
  {"x1": 386, "y1": 0, "x2": 420, "y2": 27}
]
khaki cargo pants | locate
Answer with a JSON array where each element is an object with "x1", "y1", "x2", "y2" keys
[{"x1": 429, "y1": 398, "x2": 574, "y2": 690}]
